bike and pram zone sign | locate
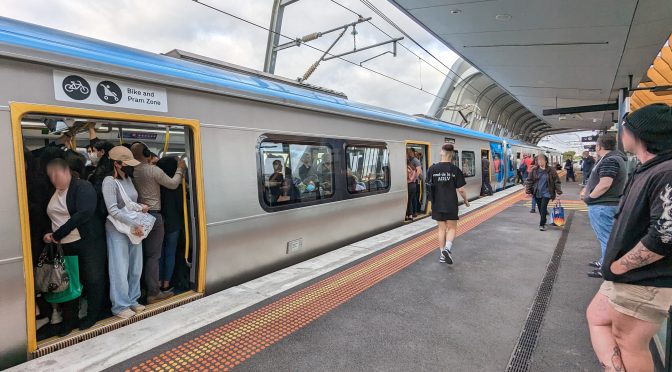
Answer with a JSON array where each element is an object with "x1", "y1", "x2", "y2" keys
[{"x1": 53, "y1": 70, "x2": 168, "y2": 112}]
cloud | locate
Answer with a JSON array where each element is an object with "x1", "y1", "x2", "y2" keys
[{"x1": 3, "y1": 0, "x2": 458, "y2": 115}]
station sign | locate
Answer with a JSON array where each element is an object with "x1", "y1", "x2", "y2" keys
[
  {"x1": 584, "y1": 145, "x2": 596, "y2": 151},
  {"x1": 444, "y1": 137, "x2": 456, "y2": 144},
  {"x1": 53, "y1": 70, "x2": 168, "y2": 112},
  {"x1": 581, "y1": 135, "x2": 598, "y2": 142}
]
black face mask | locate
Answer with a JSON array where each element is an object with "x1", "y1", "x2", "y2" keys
[{"x1": 121, "y1": 165, "x2": 135, "y2": 178}]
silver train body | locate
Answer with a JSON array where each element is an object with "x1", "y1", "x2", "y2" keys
[{"x1": 0, "y1": 17, "x2": 559, "y2": 367}]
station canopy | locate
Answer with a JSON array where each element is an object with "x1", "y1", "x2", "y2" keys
[{"x1": 391, "y1": 0, "x2": 672, "y2": 143}]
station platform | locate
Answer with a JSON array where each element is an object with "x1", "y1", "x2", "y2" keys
[{"x1": 13, "y1": 183, "x2": 609, "y2": 372}]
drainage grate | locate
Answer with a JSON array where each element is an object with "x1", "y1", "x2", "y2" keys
[{"x1": 506, "y1": 211, "x2": 575, "y2": 372}]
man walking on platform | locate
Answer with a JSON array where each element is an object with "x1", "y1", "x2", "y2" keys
[
  {"x1": 427, "y1": 144, "x2": 469, "y2": 265},
  {"x1": 586, "y1": 103, "x2": 672, "y2": 372},
  {"x1": 581, "y1": 135, "x2": 627, "y2": 278}
]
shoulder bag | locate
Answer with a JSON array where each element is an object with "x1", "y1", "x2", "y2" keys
[
  {"x1": 107, "y1": 179, "x2": 156, "y2": 244},
  {"x1": 34, "y1": 243, "x2": 69, "y2": 293}
]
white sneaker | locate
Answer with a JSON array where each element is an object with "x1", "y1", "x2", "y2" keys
[
  {"x1": 50, "y1": 308, "x2": 63, "y2": 325},
  {"x1": 116, "y1": 309, "x2": 135, "y2": 320},
  {"x1": 131, "y1": 304, "x2": 145, "y2": 313}
]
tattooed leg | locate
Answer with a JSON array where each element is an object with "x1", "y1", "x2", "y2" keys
[{"x1": 588, "y1": 293, "x2": 620, "y2": 369}]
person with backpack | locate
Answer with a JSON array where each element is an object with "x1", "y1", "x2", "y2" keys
[{"x1": 427, "y1": 144, "x2": 470, "y2": 264}]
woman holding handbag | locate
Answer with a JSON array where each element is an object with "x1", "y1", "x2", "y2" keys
[
  {"x1": 102, "y1": 146, "x2": 152, "y2": 319},
  {"x1": 43, "y1": 157, "x2": 99, "y2": 336},
  {"x1": 525, "y1": 154, "x2": 563, "y2": 231}
]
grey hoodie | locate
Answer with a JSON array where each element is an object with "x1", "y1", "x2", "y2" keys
[{"x1": 583, "y1": 150, "x2": 628, "y2": 206}]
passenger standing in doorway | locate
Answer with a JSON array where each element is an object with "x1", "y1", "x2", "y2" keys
[
  {"x1": 525, "y1": 154, "x2": 562, "y2": 231},
  {"x1": 581, "y1": 135, "x2": 627, "y2": 279},
  {"x1": 564, "y1": 158, "x2": 576, "y2": 182},
  {"x1": 130, "y1": 142, "x2": 185, "y2": 304},
  {"x1": 406, "y1": 159, "x2": 419, "y2": 221},
  {"x1": 480, "y1": 155, "x2": 493, "y2": 196},
  {"x1": 407, "y1": 149, "x2": 422, "y2": 219},
  {"x1": 415, "y1": 150, "x2": 424, "y2": 214},
  {"x1": 156, "y1": 156, "x2": 184, "y2": 292},
  {"x1": 427, "y1": 144, "x2": 469, "y2": 264},
  {"x1": 102, "y1": 146, "x2": 148, "y2": 319},
  {"x1": 586, "y1": 103, "x2": 672, "y2": 372}
]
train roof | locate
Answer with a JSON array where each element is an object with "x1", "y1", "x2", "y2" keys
[{"x1": 0, "y1": 16, "x2": 512, "y2": 144}]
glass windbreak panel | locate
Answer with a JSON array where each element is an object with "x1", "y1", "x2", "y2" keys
[
  {"x1": 462, "y1": 151, "x2": 476, "y2": 177},
  {"x1": 346, "y1": 145, "x2": 390, "y2": 194},
  {"x1": 259, "y1": 141, "x2": 334, "y2": 206}
]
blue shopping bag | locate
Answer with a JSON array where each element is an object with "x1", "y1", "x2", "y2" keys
[{"x1": 552, "y1": 201, "x2": 565, "y2": 226}]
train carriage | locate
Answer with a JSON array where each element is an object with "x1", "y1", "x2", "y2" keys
[{"x1": 0, "y1": 17, "x2": 559, "y2": 367}]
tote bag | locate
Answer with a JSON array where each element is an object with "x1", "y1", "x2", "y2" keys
[
  {"x1": 107, "y1": 179, "x2": 156, "y2": 244},
  {"x1": 552, "y1": 201, "x2": 566, "y2": 226},
  {"x1": 34, "y1": 243, "x2": 69, "y2": 293}
]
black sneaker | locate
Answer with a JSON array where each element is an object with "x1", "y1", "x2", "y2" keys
[
  {"x1": 539, "y1": 225, "x2": 547, "y2": 231},
  {"x1": 530, "y1": 209, "x2": 536, "y2": 213},
  {"x1": 588, "y1": 261, "x2": 602, "y2": 268},
  {"x1": 587, "y1": 269, "x2": 603, "y2": 278},
  {"x1": 442, "y1": 248, "x2": 453, "y2": 265},
  {"x1": 439, "y1": 250, "x2": 446, "y2": 264}
]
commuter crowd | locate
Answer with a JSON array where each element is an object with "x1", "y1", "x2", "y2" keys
[{"x1": 28, "y1": 124, "x2": 188, "y2": 338}]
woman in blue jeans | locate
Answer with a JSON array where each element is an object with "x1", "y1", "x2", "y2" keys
[
  {"x1": 156, "y1": 156, "x2": 184, "y2": 292},
  {"x1": 102, "y1": 146, "x2": 150, "y2": 319}
]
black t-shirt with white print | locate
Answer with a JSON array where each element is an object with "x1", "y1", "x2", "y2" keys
[{"x1": 427, "y1": 162, "x2": 466, "y2": 213}]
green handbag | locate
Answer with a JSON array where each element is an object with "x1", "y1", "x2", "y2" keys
[{"x1": 44, "y1": 255, "x2": 82, "y2": 304}]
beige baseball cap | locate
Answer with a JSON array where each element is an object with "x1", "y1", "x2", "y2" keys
[{"x1": 109, "y1": 146, "x2": 140, "y2": 166}]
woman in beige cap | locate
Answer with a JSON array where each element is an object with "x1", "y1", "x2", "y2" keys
[{"x1": 102, "y1": 146, "x2": 150, "y2": 319}]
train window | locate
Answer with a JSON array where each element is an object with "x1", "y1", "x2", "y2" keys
[
  {"x1": 259, "y1": 140, "x2": 334, "y2": 206},
  {"x1": 345, "y1": 145, "x2": 390, "y2": 194},
  {"x1": 452, "y1": 150, "x2": 460, "y2": 168},
  {"x1": 461, "y1": 151, "x2": 476, "y2": 177}
]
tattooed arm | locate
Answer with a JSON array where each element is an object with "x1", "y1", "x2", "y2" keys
[{"x1": 610, "y1": 242, "x2": 664, "y2": 275}]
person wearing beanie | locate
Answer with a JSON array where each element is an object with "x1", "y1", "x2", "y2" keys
[{"x1": 587, "y1": 103, "x2": 672, "y2": 371}]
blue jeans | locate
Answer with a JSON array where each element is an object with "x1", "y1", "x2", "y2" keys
[
  {"x1": 588, "y1": 205, "x2": 619, "y2": 265},
  {"x1": 106, "y1": 228, "x2": 143, "y2": 314},
  {"x1": 159, "y1": 230, "x2": 180, "y2": 282}
]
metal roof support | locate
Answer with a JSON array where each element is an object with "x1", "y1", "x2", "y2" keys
[
  {"x1": 503, "y1": 106, "x2": 527, "y2": 136},
  {"x1": 495, "y1": 99, "x2": 518, "y2": 130},
  {"x1": 512, "y1": 113, "x2": 538, "y2": 136}
]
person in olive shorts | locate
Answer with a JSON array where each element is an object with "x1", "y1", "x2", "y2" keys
[
  {"x1": 586, "y1": 103, "x2": 672, "y2": 372},
  {"x1": 427, "y1": 144, "x2": 470, "y2": 264}
]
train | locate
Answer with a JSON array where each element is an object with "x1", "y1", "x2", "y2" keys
[{"x1": 0, "y1": 17, "x2": 560, "y2": 368}]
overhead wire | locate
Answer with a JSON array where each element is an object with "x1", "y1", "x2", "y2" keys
[{"x1": 190, "y1": 0, "x2": 462, "y2": 108}]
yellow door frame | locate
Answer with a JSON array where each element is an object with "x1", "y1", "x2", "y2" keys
[
  {"x1": 481, "y1": 147, "x2": 492, "y2": 183},
  {"x1": 405, "y1": 140, "x2": 432, "y2": 216},
  {"x1": 9, "y1": 102, "x2": 208, "y2": 353}
]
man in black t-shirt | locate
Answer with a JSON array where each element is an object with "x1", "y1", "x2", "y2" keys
[{"x1": 427, "y1": 143, "x2": 469, "y2": 264}]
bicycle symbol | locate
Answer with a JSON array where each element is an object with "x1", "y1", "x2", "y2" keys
[
  {"x1": 64, "y1": 80, "x2": 90, "y2": 94},
  {"x1": 61, "y1": 75, "x2": 91, "y2": 100}
]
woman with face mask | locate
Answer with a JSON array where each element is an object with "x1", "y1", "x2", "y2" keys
[{"x1": 102, "y1": 146, "x2": 150, "y2": 319}]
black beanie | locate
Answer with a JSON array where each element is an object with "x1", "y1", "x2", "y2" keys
[{"x1": 623, "y1": 103, "x2": 672, "y2": 150}]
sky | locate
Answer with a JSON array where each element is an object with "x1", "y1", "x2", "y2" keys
[{"x1": 4, "y1": 0, "x2": 575, "y2": 150}]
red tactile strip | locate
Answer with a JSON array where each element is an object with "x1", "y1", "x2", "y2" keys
[{"x1": 128, "y1": 191, "x2": 526, "y2": 371}]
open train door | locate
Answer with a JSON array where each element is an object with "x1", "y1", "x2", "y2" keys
[
  {"x1": 10, "y1": 103, "x2": 208, "y2": 358},
  {"x1": 405, "y1": 142, "x2": 430, "y2": 219}
]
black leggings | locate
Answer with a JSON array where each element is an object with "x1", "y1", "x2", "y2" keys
[
  {"x1": 407, "y1": 183, "x2": 418, "y2": 217},
  {"x1": 535, "y1": 197, "x2": 550, "y2": 226},
  {"x1": 62, "y1": 238, "x2": 109, "y2": 321}
]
